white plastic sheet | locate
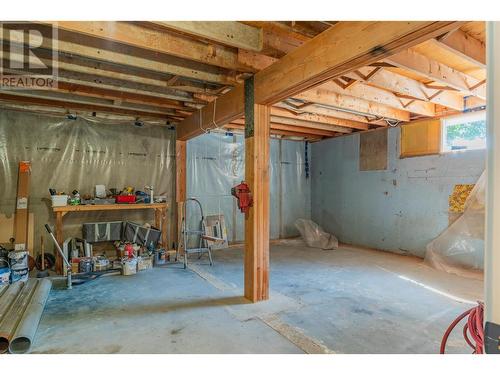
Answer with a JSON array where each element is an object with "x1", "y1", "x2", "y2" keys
[
  {"x1": 0, "y1": 109, "x2": 175, "y2": 252},
  {"x1": 187, "y1": 132, "x2": 311, "y2": 242},
  {"x1": 295, "y1": 218, "x2": 338, "y2": 250},
  {"x1": 424, "y1": 171, "x2": 485, "y2": 278}
]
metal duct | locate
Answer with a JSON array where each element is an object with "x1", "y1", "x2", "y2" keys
[
  {"x1": 0, "y1": 280, "x2": 37, "y2": 353},
  {"x1": 0, "y1": 282, "x2": 24, "y2": 328},
  {"x1": 9, "y1": 279, "x2": 52, "y2": 354}
]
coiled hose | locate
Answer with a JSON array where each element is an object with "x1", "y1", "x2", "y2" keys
[{"x1": 440, "y1": 302, "x2": 484, "y2": 354}]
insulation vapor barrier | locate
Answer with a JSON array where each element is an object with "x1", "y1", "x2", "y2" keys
[
  {"x1": 425, "y1": 171, "x2": 485, "y2": 279},
  {"x1": 0, "y1": 109, "x2": 175, "y2": 253},
  {"x1": 187, "y1": 132, "x2": 311, "y2": 243}
]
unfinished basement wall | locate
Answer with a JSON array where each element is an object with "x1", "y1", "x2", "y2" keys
[
  {"x1": 311, "y1": 126, "x2": 485, "y2": 258},
  {"x1": 0, "y1": 109, "x2": 175, "y2": 253},
  {"x1": 187, "y1": 132, "x2": 311, "y2": 242}
]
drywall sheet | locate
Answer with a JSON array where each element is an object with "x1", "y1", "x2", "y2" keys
[
  {"x1": 359, "y1": 128, "x2": 388, "y2": 171},
  {"x1": 0, "y1": 109, "x2": 175, "y2": 254},
  {"x1": 311, "y1": 126, "x2": 485, "y2": 258},
  {"x1": 186, "y1": 132, "x2": 311, "y2": 243}
]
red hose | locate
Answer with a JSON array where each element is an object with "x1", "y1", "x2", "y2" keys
[{"x1": 440, "y1": 302, "x2": 484, "y2": 354}]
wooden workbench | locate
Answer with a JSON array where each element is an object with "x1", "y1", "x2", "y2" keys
[{"x1": 52, "y1": 203, "x2": 168, "y2": 274}]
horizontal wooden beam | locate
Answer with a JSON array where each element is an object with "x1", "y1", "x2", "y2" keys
[
  {"x1": 386, "y1": 49, "x2": 486, "y2": 99},
  {"x1": 177, "y1": 21, "x2": 463, "y2": 140},
  {"x1": 227, "y1": 121, "x2": 337, "y2": 137},
  {"x1": 437, "y1": 28, "x2": 486, "y2": 67},
  {"x1": 270, "y1": 106, "x2": 369, "y2": 130},
  {"x1": 0, "y1": 92, "x2": 172, "y2": 120},
  {"x1": 48, "y1": 21, "x2": 261, "y2": 72},
  {"x1": 150, "y1": 21, "x2": 263, "y2": 52},
  {"x1": 2, "y1": 24, "x2": 237, "y2": 86}
]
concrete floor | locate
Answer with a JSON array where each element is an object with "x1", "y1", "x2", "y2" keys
[{"x1": 33, "y1": 242, "x2": 483, "y2": 354}]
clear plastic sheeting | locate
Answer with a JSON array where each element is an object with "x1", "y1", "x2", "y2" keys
[
  {"x1": 0, "y1": 109, "x2": 175, "y2": 253},
  {"x1": 294, "y1": 218, "x2": 338, "y2": 250},
  {"x1": 424, "y1": 171, "x2": 485, "y2": 279},
  {"x1": 187, "y1": 132, "x2": 311, "y2": 243}
]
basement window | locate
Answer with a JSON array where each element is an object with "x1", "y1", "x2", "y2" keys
[{"x1": 441, "y1": 111, "x2": 486, "y2": 152}]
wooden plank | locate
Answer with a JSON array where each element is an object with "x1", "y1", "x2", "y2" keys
[
  {"x1": 53, "y1": 203, "x2": 167, "y2": 213},
  {"x1": 386, "y1": 49, "x2": 486, "y2": 99},
  {"x1": 175, "y1": 140, "x2": 187, "y2": 249},
  {"x1": 150, "y1": 21, "x2": 263, "y2": 51},
  {"x1": 48, "y1": 21, "x2": 259, "y2": 73},
  {"x1": 13, "y1": 161, "x2": 31, "y2": 253},
  {"x1": 177, "y1": 21, "x2": 462, "y2": 140},
  {"x1": 244, "y1": 103, "x2": 270, "y2": 302},
  {"x1": 437, "y1": 29, "x2": 486, "y2": 67}
]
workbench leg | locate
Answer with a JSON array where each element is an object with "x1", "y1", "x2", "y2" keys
[
  {"x1": 55, "y1": 212, "x2": 63, "y2": 274},
  {"x1": 162, "y1": 208, "x2": 168, "y2": 250}
]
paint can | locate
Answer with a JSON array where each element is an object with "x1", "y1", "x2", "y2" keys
[
  {"x1": 154, "y1": 249, "x2": 166, "y2": 266},
  {"x1": 8, "y1": 250, "x2": 28, "y2": 283},
  {"x1": 0, "y1": 267, "x2": 10, "y2": 285},
  {"x1": 10, "y1": 267, "x2": 28, "y2": 283},
  {"x1": 79, "y1": 257, "x2": 93, "y2": 273},
  {"x1": 93, "y1": 256, "x2": 109, "y2": 272},
  {"x1": 137, "y1": 256, "x2": 153, "y2": 271},
  {"x1": 121, "y1": 258, "x2": 137, "y2": 276}
]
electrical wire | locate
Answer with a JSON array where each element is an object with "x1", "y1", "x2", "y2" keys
[{"x1": 440, "y1": 302, "x2": 484, "y2": 354}]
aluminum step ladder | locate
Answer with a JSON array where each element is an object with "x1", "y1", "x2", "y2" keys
[{"x1": 177, "y1": 198, "x2": 224, "y2": 269}]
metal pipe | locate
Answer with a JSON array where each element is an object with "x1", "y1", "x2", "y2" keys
[
  {"x1": 0, "y1": 279, "x2": 37, "y2": 353},
  {"x1": 0, "y1": 281, "x2": 24, "y2": 328},
  {"x1": 9, "y1": 279, "x2": 52, "y2": 353},
  {"x1": 44, "y1": 224, "x2": 72, "y2": 289}
]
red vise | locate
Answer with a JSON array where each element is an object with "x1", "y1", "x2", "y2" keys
[{"x1": 231, "y1": 181, "x2": 253, "y2": 214}]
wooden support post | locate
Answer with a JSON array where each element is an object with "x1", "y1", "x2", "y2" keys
[
  {"x1": 175, "y1": 140, "x2": 187, "y2": 250},
  {"x1": 244, "y1": 77, "x2": 270, "y2": 302},
  {"x1": 485, "y1": 21, "x2": 500, "y2": 354}
]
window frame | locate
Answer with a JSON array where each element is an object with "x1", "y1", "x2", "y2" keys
[{"x1": 440, "y1": 111, "x2": 487, "y2": 153}]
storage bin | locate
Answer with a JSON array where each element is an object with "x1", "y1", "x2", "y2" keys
[
  {"x1": 137, "y1": 256, "x2": 153, "y2": 271},
  {"x1": 51, "y1": 195, "x2": 68, "y2": 207},
  {"x1": 123, "y1": 221, "x2": 161, "y2": 248},
  {"x1": 121, "y1": 258, "x2": 137, "y2": 276},
  {"x1": 82, "y1": 221, "x2": 123, "y2": 243}
]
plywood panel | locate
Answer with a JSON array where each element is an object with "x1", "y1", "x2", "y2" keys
[
  {"x1": 359, "y1": 129, "x2": 388, "y2": 171},
  {"x1": 400, "y1": 118, "x2": 441, "y2": 158}
]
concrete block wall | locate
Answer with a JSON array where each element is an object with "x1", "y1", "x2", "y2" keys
[{"x1": 311, "y1": 126, "x2": 485, "y2": 258}]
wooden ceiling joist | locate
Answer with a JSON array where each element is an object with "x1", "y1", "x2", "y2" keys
[
  {"x1": 47, "y1": 22, "x2": 264, "y2": 73},
  {"x1": 295, "y1": 88, "x2": 411, "y2": 122},
  {"x1": 177, "y1": 21, "x2": 463, "y2": 140},
  {"x1": 319, "y1": 80, "x2": 435, "y2": 117},
  {"x1": 346, "y1": 66, "x2": 465, "y2": 111},
  {"x1": 436, "y1": 28, "x2": 486, "y2": 67},
  {"x1": 385, "y1": 49, "x2": 486, "y2": 99},
  {"x1": 2, "y1": 25, "x2": 237, "y2": 86},
  {"x1": 149, "y1": 21, "x2": 263, "y2": 52},
  {"x1": 0, "y1": 92, "x2": 172, "y2": 120},
  {"x1": 270, "y1": 107, "x2": 370, "y2": 130}
]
